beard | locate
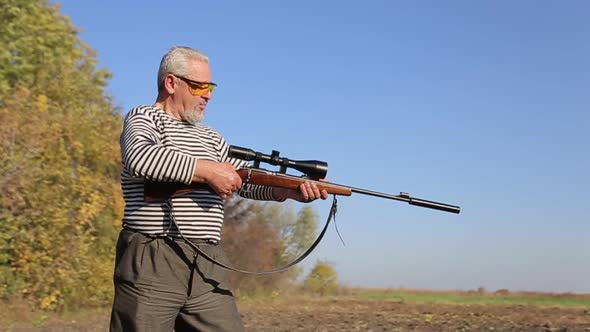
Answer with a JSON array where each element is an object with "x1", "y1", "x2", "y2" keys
[{"x1": 184, "y1": 107, "x2": 205, "y2": 125}]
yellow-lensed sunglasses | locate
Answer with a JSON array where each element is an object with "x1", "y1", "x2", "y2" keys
[{"x1": 174, "y1": 75, "x2": 217, "y2": 96}]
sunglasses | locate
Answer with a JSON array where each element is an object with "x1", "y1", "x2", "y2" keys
[{"x1": 173, "y1": 75, "x2": 217, "y2": 96}]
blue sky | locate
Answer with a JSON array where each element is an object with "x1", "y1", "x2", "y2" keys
[{"x1": 56, "y1": 0, "x2": 589, "y2": 293}]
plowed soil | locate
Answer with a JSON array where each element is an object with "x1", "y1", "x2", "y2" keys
[
  {"x1": 239, "y1": 298, "x2": 590, "y2": 332},
  {"x1": 3, "y1": 297, "x2": 590, "y2": 331}
]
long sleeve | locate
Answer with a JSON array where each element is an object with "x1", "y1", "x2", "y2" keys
[
  {"x1": 120, "y1": 108, "x2": 195, "y2": 184},
  {"x1": 120, "y1": 105, "x2": 283, "y2": 241}
]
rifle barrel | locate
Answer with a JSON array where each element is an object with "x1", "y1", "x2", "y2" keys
[{"x1": 349, "y1": 187, "x2": 461, "y2": 214}]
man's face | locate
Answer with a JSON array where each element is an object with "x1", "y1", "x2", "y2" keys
[{"x1": 177, "y1": 60, "x2": 213, "y2": 124}]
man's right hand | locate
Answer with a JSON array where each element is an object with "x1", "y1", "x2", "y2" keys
[{"x1": 193, "y1": 160, "x2": 242, "y2": 200}]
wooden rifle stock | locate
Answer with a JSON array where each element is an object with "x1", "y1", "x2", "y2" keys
[
  {"x1": 144, "y1": 168, "x2": 460, "y2": 214},
  {"x1": 238, "y1": 169, "x2": 352, "y2": 195},
  {"x1": 144, "y1": 168, "x2": 351, "y2": 203}
]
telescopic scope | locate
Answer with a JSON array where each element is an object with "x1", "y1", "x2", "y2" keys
[{"x1": 228, "y1": 145, "x2": 328, "y2": 180}]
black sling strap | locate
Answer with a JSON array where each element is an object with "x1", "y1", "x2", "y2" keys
[{"x1": 165, "y1": 196, "x2": 338, "y2": 275}]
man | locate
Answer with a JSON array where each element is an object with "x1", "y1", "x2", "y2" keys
[{"x1": 110, "y1": 46, "x2": 328, "y2": 331}]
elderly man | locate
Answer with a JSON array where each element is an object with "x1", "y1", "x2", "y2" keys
[{"x1": 110, "y1": 46, "x2": 327, "y2": 331}]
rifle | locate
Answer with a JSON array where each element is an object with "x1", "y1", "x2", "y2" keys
[{"x1": 145, "y1": 145, "x2": 461, "y2": 214}]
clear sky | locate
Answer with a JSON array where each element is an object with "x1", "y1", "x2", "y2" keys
[{"x1": 55, "y1": 0, "x2": 589, "y2": 293}]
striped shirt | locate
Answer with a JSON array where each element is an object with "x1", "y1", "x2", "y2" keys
[{"x1": 120, "y1": 105, "x2": 279, "y2": 241}]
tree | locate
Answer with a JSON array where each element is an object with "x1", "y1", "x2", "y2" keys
[
  {"x1": 282, "y1": 206, "x2": 319, "y2": 260},
  {"x1": 303, "y1": 260, "x2": 340, "y2": 296},
  {"x1": 0, "y1": 0, "x2": 122, "y2": 310},
  {"x1": 222, "y1": 198, "x2": 320, "y2": 296}
]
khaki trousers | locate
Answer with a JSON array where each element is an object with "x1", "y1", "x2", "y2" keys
[{"x1": 109, "y1": 228, "x2": 244, "y2": 332}]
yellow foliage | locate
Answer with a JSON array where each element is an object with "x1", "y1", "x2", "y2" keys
[
  {"x1": 303, "y1": 260, "x2": 340, "y2": 296},
  {"x1": 35, "y1": 94, "x2": 48, "y2": 113},
  {"x1": 0, "y1": 0, "x2": 123, "y2": 310},
  {"x1": 113, "y1": 185, "x2": 125, "y2": 220},
  {"x1": 39, "y1": 291, "x2": 59, "y2": 310}
]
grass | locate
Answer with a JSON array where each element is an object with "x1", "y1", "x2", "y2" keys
[
  {"x1": 0, "y1": 299, "x2": 110, "y2": 331},
  {"x1": 351, "y1": 288, "x2": 590, "y2": 308}
]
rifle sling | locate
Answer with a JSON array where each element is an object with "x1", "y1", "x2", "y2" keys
[{"x1": 165, "y1": 196, "x2": 338, "y2": 275}]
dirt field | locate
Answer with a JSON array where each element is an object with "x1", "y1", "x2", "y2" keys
[
  {"x1": 240, "y1": 297, "x2": 590, "y2": 331},
  {"x1": 3, "y1": 297, "x2": 590, "y2": 331}
]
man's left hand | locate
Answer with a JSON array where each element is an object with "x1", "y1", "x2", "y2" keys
[{"x1": 273, "y1": 181, "x2": 329, "y2": 202}]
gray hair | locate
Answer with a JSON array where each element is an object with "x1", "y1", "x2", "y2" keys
[{"x1": 157, "y1": 46, "x2": 209, "y2": 91}]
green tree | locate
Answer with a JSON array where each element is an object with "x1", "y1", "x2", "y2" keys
[
  {"x1": 303, "y1": 260, "x2": 340, "y2": 296},
  {"x1": 0, "y1": 0, "x2": 122, "y2": 310},
  {"x1": 282, "y1": 206, "x2": 319, "y2": 260}
]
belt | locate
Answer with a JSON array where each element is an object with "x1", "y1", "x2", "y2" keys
[
  {"x1": 123, "y1": 227, "x2": 219, "y2": 245},
  {"x1": 169, "y1": 236, "x2": 219, "y2": 246}
]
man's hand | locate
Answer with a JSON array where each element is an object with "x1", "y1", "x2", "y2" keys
[
  {"x1": 273, "y1": 180, "x2": 329, "y2": 202},
  {"x1": 193, "y1": 160, "x2": 242, "y2": 200}
]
